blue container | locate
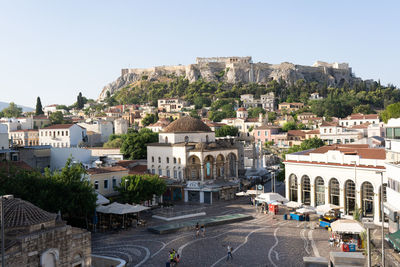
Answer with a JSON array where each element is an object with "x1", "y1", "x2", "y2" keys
[
  {"x1": 348, "y1": 243, "x2": 356, "y2": 252},
  {"x1": 283, "y1": 214, "x2": 287, "y2": 220}
]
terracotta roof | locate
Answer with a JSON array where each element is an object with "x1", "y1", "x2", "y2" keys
[
  {"x1": 287, "y1": 130, "x2": 306, "y2": 137},
  {"x1": 128, "y1": 165, "x2": 148, "y2": 175},
  {"x1": 41, "y1": 124, "x2": 74, "y2": 129},
  {"x1": 254, "y1": 125, "x2": 281, "y2": 130},
  {"x1": 237, "y1": 107, "x2": 247, "y2": 111},
  {"x1": 306, "y1": 129, "x2": 320, "y2": 134},
  {"x1": 10, "y1": 129, "x2": 38, "y2": 132},
  {"x1": 302, "y1": 144, "x2": 385, "y2": 160},
  {"x1": 87, "y1": 166, "x2": 128, "y2": 174},
  {"x1": 116, "y1": 160, "x2": 139, "y2": 167},
  {"x1": 0, "y1": 161, "x2": 34, "y2": 171},
  {"x1": 284, "y1": 160, "x2": 385, "y2": 170},
  {"x1": 3, "y1": 197, "x2": 57, "y2": 228},
  {"x1": 320, "y1": 121, "x2": 338, "y2": 127},
  {"x1": 344, "y1": 113, "x2": 379, "y2": 120},
  {"x1": 245, "y1": 118, "x2": 260, "y2": 122},
  {"x1": 350, "y1": 122, "x2": 371, "y2": 129},
  {"x1": 163, "y1": 116, "x2": 211, "y2": 133}
]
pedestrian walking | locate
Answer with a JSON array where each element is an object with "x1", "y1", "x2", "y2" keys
[
  {"x1": 329, "y1": 237, "x2": 334, "y2": 247},
  {"x1": 226, "y1": 245, "x2": 233, "y2": 261},
  {"x1": 169, "y1": 250, "x2": 175, "y2": 266},
  {"x1": 201, "y1": 224, "x2": 205, "y2": 237},
  {"x1": 195, "y1": 222, "x2": 200, "y2": 237}
]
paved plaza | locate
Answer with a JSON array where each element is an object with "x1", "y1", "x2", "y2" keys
[{"x1": 92, "y1": 198, "x2": 340, "y2": 266}]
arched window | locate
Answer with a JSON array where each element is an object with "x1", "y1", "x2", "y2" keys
[
  {"x1": 184, "y1": 136, "x2": 189, "y2": 143},
  {"x1": 165, "y1": 136, "x2": 168, "y2": 143},
  {"x1": 173, "y1": 157, "x2": 177, "y2": 164},
  {"x1": 345, "y1": 180, "x2": 356, "y2": 215},
  {"x1": 206, "y1": 135, "x2": 209, "y2": 143},
  {"x1": 289, "y1": 174, "x2": 298, "y2": 202},
  {"x1": 315, "y1": 177, "x2": 325, "y2": 206},
  {"x1": 178, "y1": 158, "x2": 181, "y2": 164},
  {"x1": 329, "y1": 178, "x2": 340, "y2": 205},
  {"x1": 361, "y1": 182, "x2": 374, "y2": 217},
  {"x1": 192, "y1": 157, "x2": 196, "y2": 164},
  {"x1": 158, "y1": 157, "x2": 161, "y2": 163},
  {"x1": 152, "y1": 156, "x2": 154, "y2": 162},
  {"x1": 166, "y1": 157, "x2": 169, "y2": 163},
  {"x1": 301, "y1": 175, "x2": 311, "y2": 205}
]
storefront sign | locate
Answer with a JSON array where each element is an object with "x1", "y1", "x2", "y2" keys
[{"x1": 187, "y1": 181, "x2": 200, "y2": 189}]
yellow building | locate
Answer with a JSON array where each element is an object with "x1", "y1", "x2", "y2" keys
[
  {"x1": 278, "y1": 102, "x2": 304, "y2": 112},
  {"x1": 9, "y1": 129, "x2": 39, "y2": 146},
  {"x1": 86, "y1": 166, "x2": 129, "y2": 197}
]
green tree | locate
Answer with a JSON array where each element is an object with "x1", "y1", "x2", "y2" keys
[
  {"x1": 215, "y1": 125, "x2": 239, "y2": 137},
  {"x1": 117, "y1": 174, "x2": 167, "y2": 204},
  {"x1": 0, "y1": 159, "x2": 96, "y2": 228},
  {"x1": 287, "y1": 137, "x2": 325, "y2": 154},
  {"x1": 353, "y1": 104, "x2": 373, "y2": 114},
  {"x1": 381, "y1": 102, "x2": 400, "y2": 123},
  {"x1": 247, "y1": 107, "x2": 266, "y2": 118},
  {"x1": 120, "y1": 128, "x2": 159, "y2": 159},
  {"x1": 267, "y1": 112, "x2": 277, "y2": 122},
  {"x1": 282, "y1": 121, "x2": 298, "y2": 132},
  {"x1": 141, "y1": 113, "x2": 158, "y2": 126},
  {"x1": 189, "y1": 110, "x2": 200, "y2": 119},
  {"x1": 77, "y1": 92, "x2": 84, "y2": 109},
  {"x1": 49, "y1": 111, "x2": 65, "y2": 124},
  {"x1": 193, "y1": 96, "x2": 211, "y2": 109},
  {"x1": 1, "y1": 102, "x2": 22, "y2": 118},
  {"x1": 35, "y1": 97, "x2": 44, "y2": 115}
]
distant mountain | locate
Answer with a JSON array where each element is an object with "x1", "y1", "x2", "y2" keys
[{"x1": 0, "y1": 101, "x2": 34, "y2": 112}]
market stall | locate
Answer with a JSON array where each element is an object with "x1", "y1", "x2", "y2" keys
[{"x1": 330, "y1": 219, "x2": 365, "y2": 251}]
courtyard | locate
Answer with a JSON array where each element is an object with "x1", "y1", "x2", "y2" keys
[{"x1": 92, "y1": 197, "x2": 338, "y2": 266}]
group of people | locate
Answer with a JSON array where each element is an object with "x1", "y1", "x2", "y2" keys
[
  {"x1": 168, "y1": 249, "x2": 180, "y2": 266},
  {"x1": 195, "y1": 222, "x2": 205, "y2": 238}
]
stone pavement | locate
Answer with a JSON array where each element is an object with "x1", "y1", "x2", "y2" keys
[{"x1": 92, "y1": 198, "x2": 343, "y2": 266}]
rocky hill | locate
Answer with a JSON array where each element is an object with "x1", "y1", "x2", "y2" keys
[{"x1": 99, "y1": 57, "x2": 361, "y2": 100}]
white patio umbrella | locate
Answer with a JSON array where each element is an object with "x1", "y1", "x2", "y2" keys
[
  {"x1": 331, "y1": 219, "x2": 365, "y2": 234},
  {"x1": 285, "y1": 201, "x2": 302, "y2": 209},
  {"x1": 96, "y1": 192, "x2": 110, "y2": 206},
  {"x1": 296, "y1": 207, "x2": 316, "y2": 214},
  {"x1": 236, "y1": 191, "x2": 247, "y2": 196},
  {"x1": 316, "y1": 203, "x2": 341, "y2": 215},
  {"x1": 255, "y1": 192, "x2": 288, "y2": 203}
]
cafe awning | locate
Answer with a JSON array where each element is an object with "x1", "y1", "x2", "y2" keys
[
  {"x1": 286, "y1": 201, "x2": 302, "y2": 209},
  {"x1": 96, "y1": 192, "x2": 110, "y2": 206},
  {"x1": 331, "y1": 219, "x2": 365, "y2": 234},
  {"x1": 96, "y1": 202, "x2": 150, "y2": 214},
  {"x1": 255, "y1": 193, "x2": 288, "y2": 203},
  {"x1": 386, "y1": 229, "x2": 400, "y2": 251}
]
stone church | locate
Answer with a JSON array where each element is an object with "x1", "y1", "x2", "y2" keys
[{"x1": 0, "y1": 196, "x2": 91, "y2": 267}]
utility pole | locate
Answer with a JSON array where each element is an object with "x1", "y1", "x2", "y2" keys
[
  {"x1": 380, "y1": 171, "x2": 385, "y2": 267},
  {"x1": 367, "y1": 228, "x2": 371, "y2": 267}
]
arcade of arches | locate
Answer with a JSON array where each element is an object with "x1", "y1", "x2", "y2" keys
[
  {"x1": 185, "y1": 153, "x2": 238, "y2": 181},
  {"x1": 286, "y1": 174, "x2": 387, "y2": 222}
]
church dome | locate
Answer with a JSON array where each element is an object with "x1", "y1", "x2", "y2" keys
[
  {"x1": 3, "y1": 197, "x2": 57, "y2": 228},
  {"x1": 163, "y1": 116, "x2": 211, "y2": 133}
]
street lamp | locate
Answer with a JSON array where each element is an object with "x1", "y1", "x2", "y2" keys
[
  {"x1": 350, "y1": 161, "x2": 357, "y2": 216},
  {"x1": 376, "y1": 171, "x2": 385, "y2": 267}
]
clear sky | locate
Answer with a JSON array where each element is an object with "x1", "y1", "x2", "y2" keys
[{"x1": 1, "y1": 0, "x2": 399, "y2": 107}]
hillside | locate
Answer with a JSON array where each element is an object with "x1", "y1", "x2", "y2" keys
[
  {"x1": 99, "y1": 57, "x2": 361, "y2": 100},
  {"x1": 0, "y1": 101, "x2": 34, "y2": 112}
]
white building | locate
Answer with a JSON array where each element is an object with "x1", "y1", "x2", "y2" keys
[
  {"x1": 147, "y1": 116, "x2": 239, "y2": 204},
  {"x1": 0, "y1": 117, "x2": 33, "y2": 133},
  {"x1": 0, "y1": 124, "x2": 8, "y2": 149},
  {"x1": 146, "y1": 119, "x2": 170, "y2": 133},
  {"x1": 319, "y1": 121, "x2": 363, "y2": 145},
  {"x1": 78, "y1": 120, "x2": 113, "y2": 143},
  {"x1": 339, "y1": 113, "x2": 380, "y2": 127},
  {"x1": 114, "y1": 118, "x2": 129, "y2": 135},
  {"x1": 43, "y1": 104, "x2": 58, "y2": 115},
  {"x1": 221, "y1": 113, "x2": 265, "y2": 136},
  {"x1": 285, "y1": 144, "x2": 386, "y2": 224},
  {"x1": 384, "y1": 118, "x2": 400, "y2": 233},
  {"x1": 39, "y1": 124, "x2": 87, "y2": 148},
  {"x1": 157, "y1": 98, "x2": 187, "y2": 112},
  {"x1": 240, "y1": 93, "x2": 275, "y2": 111}
]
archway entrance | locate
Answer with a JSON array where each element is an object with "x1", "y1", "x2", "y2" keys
[
  {"x1": 301, "y1": 175, "x2": 311, "y2": 205},
  {"x1": 289, "y1": 174, "x2": 298, "y2": 202},
  {"x1": 361, "y1": 182, "x2": 374, "y2": 217},
  {"x1": 345, "y1": 180, "x2": 356, "y2": 215},
  {"x1": 329, "y1": 178, "x2": 340, "y2": 206},
  {"x1": 315, "y1": 177, "x2": 325, "y2": 206}
]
